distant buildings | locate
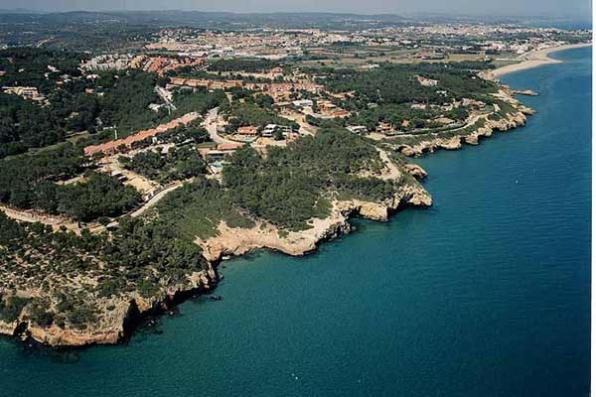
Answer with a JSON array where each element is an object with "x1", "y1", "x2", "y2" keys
[
  {"x1": 237, "y1": 126, "x2": 259, "y2": 136},
  {"x1": 292, "y1": 99, "x2": 313, "y2": 108},
  {"x1": 347, "y1": 125, "x2": 368, "y2": 134},
  {"x1": 416, "y1": 75, "x2": 438, "y2": 87},
  {"x1": 84, "y1": 112, "x2": 201, "y2": 156},
  {"x1": 2, "y1": 86, "x2": 45, "y2": 102},
  {"x1": 261, "y1": 124, "x2": 295, "y2": 138}
]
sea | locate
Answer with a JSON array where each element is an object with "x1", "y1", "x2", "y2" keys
[{"x1": 0, "y1": 46, "x2": 591, "y2": 397}]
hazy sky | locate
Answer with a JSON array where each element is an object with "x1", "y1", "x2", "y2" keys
[{"x1": 0, "y1": 0, "x2": 592, "y2": 18}]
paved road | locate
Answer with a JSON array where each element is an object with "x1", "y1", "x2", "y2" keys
[
  {"x1": 130, "y1": 182, "x2": 183, "y2": 218},
  {"x1": 203, "y1": 107, "x2": 237, "y2": 145}
]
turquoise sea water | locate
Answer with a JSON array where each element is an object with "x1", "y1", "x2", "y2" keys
[{"x1": 0, "y1": 47, "x2": 591, "y2": 397}]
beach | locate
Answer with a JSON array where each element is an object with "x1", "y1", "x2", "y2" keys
[{"x1": 484, "y1": 42, "x2": 591, "y2": 79}]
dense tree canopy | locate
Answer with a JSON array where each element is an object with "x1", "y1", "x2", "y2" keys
[
  {"x1": 0, "y1": 145, "x2": 140, "y2": 222},
  {"x1": 121, "y1": 146, "x2": 206, "y2": 183},
  {"x1": 222, "y1": 128, "x2": 395, "y2": 230}
]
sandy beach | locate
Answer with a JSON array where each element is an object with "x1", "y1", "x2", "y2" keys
[{"x1": 484, "y1": 42, "x2": 591, "y2": 79}]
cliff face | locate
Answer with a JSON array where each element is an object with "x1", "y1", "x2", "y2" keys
[
  {"x1": 0, "y1": 266, "x2": 217, "y2": 347},
  {"x1": 0, "y1": 85, "x2": 534, "y2": 349},
  {"x1": 196, "y1": 164, "x2": 432, "y2": 262},
  {"x1": 399, "y1": 111, "x2": 531, "y2": 156},
  {"x1": 398, "y1": 92, "x2": 534, "y2": 157}
]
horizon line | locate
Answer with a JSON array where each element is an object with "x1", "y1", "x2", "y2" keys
[{"x1": 0, "y1": 8, "x2": 592, "y2": 21}]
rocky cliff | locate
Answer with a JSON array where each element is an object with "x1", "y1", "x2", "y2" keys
[{"x1": 0, "y1": 267, "x2": 217, "y2": 347}]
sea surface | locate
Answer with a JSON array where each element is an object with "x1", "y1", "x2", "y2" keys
[{"x1": 0, "y1": 47, "x2": 591, "y2": 397}]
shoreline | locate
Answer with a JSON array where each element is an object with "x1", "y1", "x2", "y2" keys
[
  {"x1": 0, "y1": 84, "x2": 533, "y2": 348},
  {"x1": 484, "y1": 42, "x2": 591, "y2": 79},
  {"x1": 0, "y1": 48, "x2": 550, "y2": 349}
]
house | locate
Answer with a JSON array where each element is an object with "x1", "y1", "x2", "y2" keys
[
  {"x1": 434, "y1": 117, "x2": 456, "y2": 125},
  {"x1": 262, "y1": 124, "x2": 296, "y2": 138},
  {"x1": 416, "y1": 75, "x2": 438, "y2": 87},
  {"x1": 268, "y1": 66, "x2": 284, "y2": 78},
  {"x1": 376, "y1": 122, "x2": 394, "y2": 134},
  {"x1": 325, "y1": 109, "x2": 350, "y2": 118},
  {"x1": 201, "y1": 150, "x2": 228, "y2": 162},
  {"x1": 84, "y1": 112, "x2": 201, "y2": 156},
  {"x1": 217, "y1": 142, "x2": 243, "y2": 151},
  {"x1": 261, "y1": 124, "x2": 278, "y2": 137},
  {"x1": 347, "y1": 125, "x2": 368, "y2": 134},
  {"x1": 110, "y1": 171, "x2": 128, "y2": 182},
  {"x1": 318, "y1": 100, "x2": 337, "y2": 112},
  {"x1": 237, "y1": 126, "x2": 259, "y2": 136},
  {"x1": 461, "y1": 98, "x2": 485, "y2": 109},
  {"x1": 292, "y1": 99, "x2": 314, "y2": 108},
  {"x1": 149, "y1": 103, "x2": 165, "y2": 113},
  {"x1": 3, "y1": 86, "x2": 45, "y2": 102},
  {"x1": 199, "y1": 142, "x2": 242, "y2": 162}
]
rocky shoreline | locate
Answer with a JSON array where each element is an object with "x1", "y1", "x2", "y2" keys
[
  {"x1": 0, "y1": 267, "x2": 218, "y2": 347},
  {"x1": 197, "y1": 178, "x2": 432, "y2": 263},
  {"x1": 397, "y1": 91, "x2": 534, "y2": 157},
  {"x1": 0, "y1": 86, "x2": 535, "y2": 349},
  {"x1": 0, "y1": 158, "x2": 432, "y2": 348}
]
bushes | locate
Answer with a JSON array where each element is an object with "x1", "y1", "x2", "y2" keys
[
  {"x1": 0, "y1": 296, "x2": 29, "y2": 323},
  {"x1": 221, "y1": 128, "x2": 395, "y2": 230},
  {"x1": 157, "y1": 177, "x2": 255, "y2": 239},
  {"x1": 106, "y1": 217, "x2": 206, "y2": 273},
  {"x1": 0, "y1": 213, "x2": 208, "y2": 322},
  {"x1": 320, "y1": 62, "x2": 497, "y2": 105},
  {"x1": 99, "y1": 70, "x2": 162, "y2": 134},
  {"x1": 28, "y1": 299, "x2": 54, "y2": 327},
  {"x1": 137, "y1": 279, "x2": 159, "y2": 298},
  {"x1": 315, "y1": 62, "x2": 498, "y2": 132},
  {"x1": 56, "y1": 173, "x2": 141, "y2": 222},
  {"x1": 0, "y1": 145, "x2": 140, "y2": 222},
  {"x1": 171, "y1": 88, "x2": 227, "y2": 116},
  {"x1": 0, "y1": 47, "x2": 85, "y2": 94},
  {"x1": 0, "y1": 144, "x2": 84, "y2": 208},
  {"x1": 66, "y1": 304, "x2": 98, "y2": 329},
  {"x1": 224, "y1": 102, "x2": 293, "y2": 130},
  {"x1": 207, "y1": 58, "x2": 279, "y2": 73},
  {"x1": 0, "y1": 93, "x2": 65, "y2": 159},
  {"x1": 122, "y1": 146, "x2": 206, "y2": 183}
]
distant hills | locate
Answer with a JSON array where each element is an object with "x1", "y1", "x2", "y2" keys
[
  {"x1": 0, "y1": 10, "x2": 589, "y2": 31},
  {"x1": 0, "y1": 10, "x2": 412, "y2": 30}
]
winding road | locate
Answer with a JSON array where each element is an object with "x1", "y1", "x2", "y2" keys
[{"x1": 202, "y1": 107, "x2": 237, "y2": 145}]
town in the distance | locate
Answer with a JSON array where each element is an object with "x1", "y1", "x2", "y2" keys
[{"x1": 0, "y1": 11, "x2": 591, "y2": 346}]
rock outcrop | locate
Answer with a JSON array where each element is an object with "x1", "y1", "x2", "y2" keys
[
  {"x1": 197, "y1": 171, "x2": 432, "y2": 263},
  {"x1": 0, "y1": 266, "x2": 217, "y2": 347},
  {"x1": 398, "y1": 107, "x2": 532, "y2": 157}
]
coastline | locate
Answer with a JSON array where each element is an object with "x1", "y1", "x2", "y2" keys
[
  {"x1": 2, "y1": 32, "x2": 590, "y2": 397},
  {"x1": 0, "y1": 80, "x2": 534, "y2": 348},
  {"x1": 0, "y1": 46, "x2": 557, "y2": 349},
  {"x1": 483, "y1": 42, "x2": 591, "y2": 79}
]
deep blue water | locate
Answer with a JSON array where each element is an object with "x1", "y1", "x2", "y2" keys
[{"x1": 0, "y1": 47, "x2": 591, "y2": 397}]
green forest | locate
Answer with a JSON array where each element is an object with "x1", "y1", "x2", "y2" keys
[
  {"x1": 153, "y1": 128, "x2": 402, "y2": 236},
  {"x1": 0, "y1": 48, "x2": 227, "y2": 159},
  {"x1": 121, "y1": 146, "x2": 206, "y2": 183},
  {"x1": 312, "y1": 62, "x2": 498, "y2": 132},
  {"x1": 222, "y1": 128, "x2": 395, "y2": 230},
  {"x1": 0, "y1": 145, "x2": 139, "y2": 222},
  {"x1": 221, "y1": 102, "x2": 295, "y2": 131},
  {"x1": 0, "y1": 212, "x2": 208, "y2": 327},
  {"x1": 207, "y1": 58, "x2": 280, "y2": 72}
]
